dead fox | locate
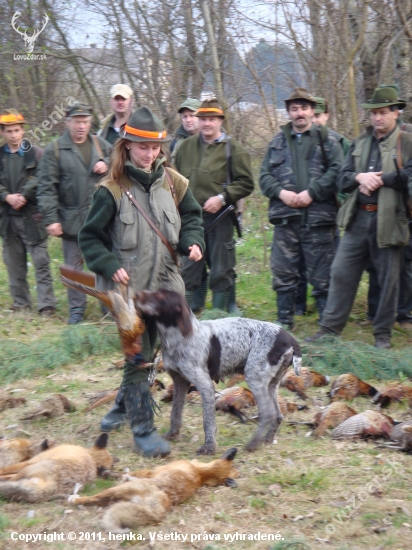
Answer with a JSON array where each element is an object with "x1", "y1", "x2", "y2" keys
[
  {"x1": 0, "y1": 433, "x2": 113, "y2": 502},
  {"x1": 0, "y1": 438, "x2": 53, "y2": 468},
  {"x1": 69, "y1": 448, "x2": 239, "y2": 533}
]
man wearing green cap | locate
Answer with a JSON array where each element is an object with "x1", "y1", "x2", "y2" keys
[
  {"x1": 313, "y1": 98, "x2": 351, "y2": 157},
  {"x1": 175, "y1": 98, "x2": 254, "y2": 313},
  {"x1": 259, "y1": 88, "x2": 343, "y2": 329},
  {"x1": 37, "y1": 102, "x2": 112, "y2": 324},
  {"x1": 306, "y1": 86, "x2": 412, "y2": 348},
  {"x1": 170, "y1": 98, "x2": 201, "y2": 164}
]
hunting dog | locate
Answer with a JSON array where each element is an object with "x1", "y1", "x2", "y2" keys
[
  {"x1": 0, "y1": 434, "x2": 113, "y2": 502},
  {"x1": 134, "y1": 290, "x2": 302, "y2": 455},
  {"x1": 69, "y1": 448, "x2": 239, "y2": 533}
]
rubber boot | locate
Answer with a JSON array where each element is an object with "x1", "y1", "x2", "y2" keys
[
  {"x1": 227, "y1": 285, "x2": 242, "y2": 316},
  {"x1": 276, "y1": 291, "x2": 295, "y2": 330},
  {"x1": 316, "y1": 295, "x2": 328, "y2": 324},
  {"x1": 190, "y1": 278, "x2": 208, "y2": 313},
  {"x1": 100, "y1": 386, "x2": 127, "y2": 431},
  {"x1": 184, "y1": 290, "x2": 193, "y2": 309},
  {"x1": 124, "y1": 381, "x2": 170, "y2": 457},
  {"x1": 212, "y1": 291, "x2": 230, "y2": 311}
]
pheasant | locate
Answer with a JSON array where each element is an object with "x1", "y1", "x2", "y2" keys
[
  {"x1": 160, "y1": 383, "x2": 198, "y2": 403},
  {"x1": 300, "y1": 367, "x2": 330, "y2": 388},
  {"x1": 280, "y1": 371, "x2": 308, "y2": 400},
  {"x1": 60, "y1": 266, "x2": 145, "y2": 359},
  {"x1": 280, "y1": 367, "x2": 329, "y2": 401},
  {"x1": 332, "y1": 410, "x2": 395, "y2": 439},
  {"x1": 0, "y1": 389, "x2": 26, "y2": 412},
  {"x1": 312, "y1": 403, "x2": 357, "y2": 437},
  {"x1": 215, "y1": 386, "x2": 256, "y2": 422},
  {"x1": 372, "y1": 383, "x2": 412, "y2": 408},
  {"x1": 329, "y1": 374, "x2": 378, "y2": 402},
  {"x1": 21, "y1": 394, "x2": 74, "y2": 421},
  {"x1": 278, "y1": 395, "x2": 308, "y2": 416}
]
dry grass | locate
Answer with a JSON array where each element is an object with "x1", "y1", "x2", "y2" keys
[{"x1": 0, "y1": 204, "x2": 412, "y2": 549}]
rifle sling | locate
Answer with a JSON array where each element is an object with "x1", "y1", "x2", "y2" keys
[{"x1": 117, "y1": 180, "x2": 179, "y2": 268}]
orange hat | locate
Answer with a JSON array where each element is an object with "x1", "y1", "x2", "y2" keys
[{"x1": 0, "y1": 109, "x2": 25, "y2": 126}]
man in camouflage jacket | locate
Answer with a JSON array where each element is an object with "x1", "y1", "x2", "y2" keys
[{"x1": 259, "y1": 88, "x2": 343, "y2": 329}]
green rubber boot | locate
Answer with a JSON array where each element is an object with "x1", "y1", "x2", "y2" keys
[
  {"x1": 227, "y1": 285, "x2": 242, "y2": 316},
  {"x1": 190, "y1": 278, "x2": 208, "y2": 313},
  {"x1": 212, "y1": 291, "x2": 230, "y2": 311}
]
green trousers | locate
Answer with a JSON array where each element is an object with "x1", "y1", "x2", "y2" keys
[{"x1": 122, "y1": 317, "x2": 158, "y2": 385}]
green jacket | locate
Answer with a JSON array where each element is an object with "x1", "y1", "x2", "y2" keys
[
  {"x1": 337, "y1": 126, "x2": 412, "y2": 247},
  {"x1": 259, "y1": 122, "x2": 343, "y2": 226},
  {"x1": 174, "y1": 134, "x2": 254, "y2": 206},
  {"x1": 36, "y1": 131, "x2": 112, "y2": 240},
  {"x1": 0, "y1": 143, "x2": 48, "y2": 245},
  {"x1": 79, "y1": 163, "x2": 205, "y2": 294}
]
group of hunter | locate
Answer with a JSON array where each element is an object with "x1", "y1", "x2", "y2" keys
[{"x1": 1, "y1": 83, "x2": 412, "y2": 456}]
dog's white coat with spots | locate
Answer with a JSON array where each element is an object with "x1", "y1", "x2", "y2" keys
[{"x1": 135, "y1": 290, "x2": 302, "y2": 455}]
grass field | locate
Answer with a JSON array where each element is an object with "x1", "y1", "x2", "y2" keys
[{"x1": 0, "y1": 194, "x2": 411, "y2": 550}]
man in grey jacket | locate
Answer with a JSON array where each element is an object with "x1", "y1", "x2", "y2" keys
[{"x1": 37, "y1": 102, "x2": 112, "y2": 324}]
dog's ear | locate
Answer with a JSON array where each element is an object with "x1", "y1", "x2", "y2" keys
[
  {"x1": 177, "y1": 299, "x2": 193, "y2": 337},
  {"x1": 94, "y1": 433, "x2": 109, "y2": 449}
]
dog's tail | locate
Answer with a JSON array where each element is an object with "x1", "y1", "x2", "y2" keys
[
  {"x1": 292, "y1": 338, "x2": 302, "y2": 376},
  {"x1": 101, "y1": 495, "x2": 170, "y2": 533}
]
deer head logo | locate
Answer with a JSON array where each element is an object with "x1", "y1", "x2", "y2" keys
[{"x1": 11, "y1": 12, "x2": 49, "y2": 54}]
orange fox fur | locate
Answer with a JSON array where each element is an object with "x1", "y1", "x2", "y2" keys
[
  {"x1": 0, "y1": 438, "x2": 53, "y2": 468},
  {"x1": 70, "y1": 448, "x2": 239, "y2": 533},
  {"x1": 0, "y1": 434, "x2": 113, "y2": 503}
]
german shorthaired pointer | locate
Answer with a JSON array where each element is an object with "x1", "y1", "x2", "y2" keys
[{"x1": 135, "y1": 290, "x2": 302, "y2": 455}]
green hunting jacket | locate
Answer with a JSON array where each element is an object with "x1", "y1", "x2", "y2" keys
[
  {"x1": 0, "y1": 143, "x2": 48, "y2": 245},
  {"x1": 337, "y1": 126, "x2": 412, "y2": 248},
  {"x1": 79, "y1": 161, "x2": 205, "y2": 294},
  {"x1": 36, "y1": 131, "x2": 112, "y2": 241},
  {"x1": 259, "y1": 122, "x2": 343, "y2": 226},
  {"x1": 174, "y1": 134, "x2": 254, "y2": 206}
]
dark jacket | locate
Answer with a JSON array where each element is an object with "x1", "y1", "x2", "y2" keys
[
  {"x1": 0, "y1": 143, "x2": 47, "y2": 245},
  {"x1": 259, "y1": 122, "x2": 343, "y2": 226},
  {"x1": 97, "y1": 114, "x2": 121, "y2": 145},
  {"x1": 36, "y1": 131, "x2": 112, "y2": 240}
]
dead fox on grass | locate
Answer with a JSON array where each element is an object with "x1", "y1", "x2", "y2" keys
[
  {"x1": 0, "y1": 433, "x2": 113, "y2": 502},
  {"x1": 0, "y1": 438, "x2": 54, "y2": 468},
  {"x1": 69, "y1": 448, "x2": 239, "y2": 533}
]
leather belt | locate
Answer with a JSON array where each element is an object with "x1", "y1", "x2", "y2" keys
[{"x1": 360, "y1": 204, "x2": 378, "y2": 212}]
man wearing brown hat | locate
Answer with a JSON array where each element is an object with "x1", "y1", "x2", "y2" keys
[
  {"x1": 98, "y1": 84, "x2": 134, "y2": 145},
  {"x1": 0, "y1": 109, "x2": 56, "y2": 315},
  {"x1": 259, "y1": 88, "x2": 343, "y2": 329},
  {"x1": 174, "y1": 98, "x2": 254, "y2": 312},
  {"x1": 306, "y1": 86, "x2": 412, "y2": 348},
  {"x1": 170, "y1": 98, "x2": 201, "y2": 163},
  {"x1": 37, "y1": 102, "x2": 112, "y2": 324}
]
